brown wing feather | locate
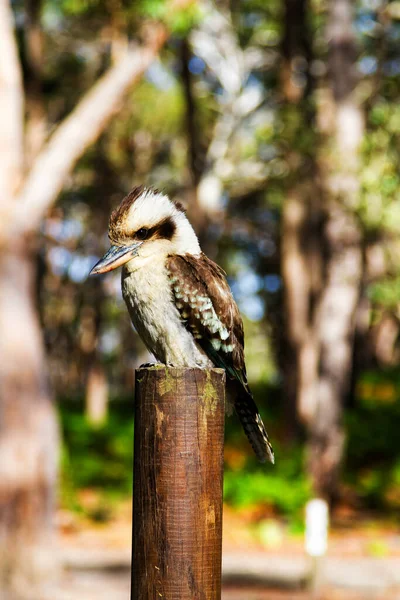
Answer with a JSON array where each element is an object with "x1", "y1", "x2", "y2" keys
[
  {"x1": 167, "y1": 253, "x2": 245, "y2": 376},
  {"x1": 167, "y1": 253, "x2": 274, "y2": 464}
]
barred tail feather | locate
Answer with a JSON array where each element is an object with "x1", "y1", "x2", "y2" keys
[{"x1": 234, "y1": 389, "x2": 275, "y2": 464}]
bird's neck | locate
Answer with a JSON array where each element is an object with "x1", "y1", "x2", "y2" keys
[{"x1": 173, "y1": 214, "x2": 201, "y2": 255}]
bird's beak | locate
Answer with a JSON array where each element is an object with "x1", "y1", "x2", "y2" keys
[{"x1": 89, "y1": 243, "x2": 142, "y2": 275}]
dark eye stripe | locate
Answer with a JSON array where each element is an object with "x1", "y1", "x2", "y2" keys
[
  {"x1": 156, "y1": 217, "x2": 176, "y2": 240},
  {"x1": 134, "y1": 217, "x2": 176, "y2": 242}
]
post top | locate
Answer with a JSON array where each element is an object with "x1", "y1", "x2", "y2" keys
[{"x1": 136, "y1": 364, "x2": 226, "y2": 377}]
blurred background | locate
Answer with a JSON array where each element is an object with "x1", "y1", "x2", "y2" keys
[{"x1": 1, "y1": 0, "x2": 400, "y2": 598}]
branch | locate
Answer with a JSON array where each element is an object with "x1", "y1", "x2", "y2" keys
[
  {"x1": 191, "y1": 4, "x2": 244, "y2": 98},
  {"x1": 0, "y1": 0, "x2": 24, "y2": 201},
  {"x1": 10, "y1": 28, "x2": 166, "y2": 238},
  {"x1": 190, "y1": 2, "x2": 267, "y2": 215}
]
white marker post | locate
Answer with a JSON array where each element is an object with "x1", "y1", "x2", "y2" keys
[{"x1": 305, "y1": 498, "x2": 329, "y2": 598}]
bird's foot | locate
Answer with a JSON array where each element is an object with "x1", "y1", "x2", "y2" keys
[{"x1": 138, "y1": 362, "x2": 159, "y2": 369}]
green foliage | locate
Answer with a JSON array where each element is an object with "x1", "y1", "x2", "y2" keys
[
  {"x1": 347, "y1": 370, "x2": 400, "y2": 464},
  {"x1": 60, "y1": 401, "x2": 134, "y2": 505},
  {"x1": 128, "y1": 81, "x2": 186, "y2": 138},
  {"x1": 60, "y1": 0, "x2": 102, "y2": 16},
  {"x1": 224, "y1": 450, "x2": 311, "y2": 516},
  {"x1": 344, "y1": 369, "x2": 400, "y2": 509},
  {"x1": 139, "y1": 0, "x2": 203, "y2": 34},
  {"x1": 359, "y1": 102, "x2": 400, "y2": 231},
  {"x1": 59, "y1": 393, "x2": 311, "y2": 520},
  {"x1": 368, "y1": 277, "x2": 400, "y2": 308}
]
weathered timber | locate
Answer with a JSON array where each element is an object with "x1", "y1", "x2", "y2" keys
[{"x1": 131, "y1": 366, "x2": 226, "y2": 600}]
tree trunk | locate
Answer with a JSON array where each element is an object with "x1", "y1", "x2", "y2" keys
[
  {"x1": 306, "y1": 0, "x2": 364, "y2": 502},
  {"x1": 24, "y1": 0, "x2": 47, "y2": 166},
  {"x1": 308, "y1": 209, "x2": 362, "y2": 501},
  {"x1": 280, "y1": 0, "x2": 321, "y2": 438},
  {"x1": 86, "y1": 363, "x2": 109, "y2": 426},
  {"x1": 0, "y1": 239, "x2": 59, "y2": 598},
  {"x1": 180, "y1": 37, "x2": 211, "y2": 249},
  {"x1": 281, "y1": 188, "x2": 322, "y2": 434},
  {"x1": 280, "y1": 0, "x2": 364, "y2": 500}
]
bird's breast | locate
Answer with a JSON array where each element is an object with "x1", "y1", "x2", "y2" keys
[{"x1": 121, "y1": 261, "x2": 212, "y2": 368}]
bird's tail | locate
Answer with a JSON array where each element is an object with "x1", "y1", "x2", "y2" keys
[{"x1": 233, "y1": 386, "x2": 275, "y2": 464}]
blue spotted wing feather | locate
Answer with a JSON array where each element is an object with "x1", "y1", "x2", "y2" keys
[{"x1": 166, "y1": 253, "x2": 274, "y2": 464}]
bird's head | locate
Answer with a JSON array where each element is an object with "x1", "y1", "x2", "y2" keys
[{"x1": 90, "y1": 186, "x2": 200, "y2": 275}]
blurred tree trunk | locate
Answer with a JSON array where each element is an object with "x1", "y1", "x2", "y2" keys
[
  {"x1": 82, "y1": 280, "x2": 109, "y2": 426},
  {"x1": 24, "y1": 0, "x2": 47, "y2": 166},
  {"x1": 86, "y1": 364, "x2": 109, "y2": 425},
  {"x1": 281, "y1": 185, "x2": 323, "y2": 436},
  {"x1": 280, "y1": 0, "x2": 323, "y2": 438},
  {"x1": 0, "y1": 0, "x2": 166, "y2": 594},
  {"x1": 0, "y1": 242, "x2": 59, "y2": 596},
  {"x1": 308, "y1": 0, "x2": 364, "y2": 501},
  {"x1": 180, "y1": 37, "x2": 210, "y2": 246},
  {"x1": 280, "y1": 0, "x2": 363, "y2": 501}
]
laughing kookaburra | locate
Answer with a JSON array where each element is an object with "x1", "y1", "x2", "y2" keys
[{"x1": 90, "y1": 186, "x2": 274, "y2": 463}]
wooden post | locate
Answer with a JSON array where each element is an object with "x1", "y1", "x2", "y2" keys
[{"x1": 131, "y1": 366, "x2": 226, "y2": 600}]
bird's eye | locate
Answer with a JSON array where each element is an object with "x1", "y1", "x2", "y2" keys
[{"x1": 136, "y1": 228, "x2": 148, "y2": 240}]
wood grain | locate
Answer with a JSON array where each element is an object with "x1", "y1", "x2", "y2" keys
[{"x1": 131, "y1": 366, "x2": 226, "y2": 600}]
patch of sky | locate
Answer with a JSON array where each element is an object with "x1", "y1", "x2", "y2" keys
[
  {"x1": 68, "y1": 254, "x2": 98, "y2": 283},
  {"x1": 253, "y1": 206, "x2": 276, "y2": 225},
  {"x1": 103, "y1": 272, "x2": 124, "y2": 299},
  {"x1": 259, "y1": 239, "x2": 276, "y2": 258},
  {"x1": 42, "y1": 4, "x2": 63, "y2": 30},
  {"x1": 237, "y1": 271, "x2": 262, "y2": 296},
  {"x1": 264, "y1": 274, "x2": 281, "y2": 293},
  {"x1": 358, "y1": 56, "x2": 377, "y2": 75},
  {"x1": 259, "y1": 144, "x2": 277, "y2": 162},
  {"x1": 100, "y1": 328, "x2": 121, "y2": 355},
  {"x1": 388, "y1": 24, "x2": 400, "y2": 41},
  {"x1": 63, "y1": 218, "x2": 83, "y2": 240},
  {"x1": 14, "y1": 9, "x2": 26, "y2": 28},
  {"x1": 240, "y1": 295, "x2": 265, "y2": 322},
  {"x1": 45, "y1": 218, "x2": 83, "y2": 242},
  {"x1": 48, "y1": 247, "x2": 72, "y2": 276},
  {"x1": 145, "y1": 60, "x2": 175, "y2": 91},
  {"x1": 383, "y1": 59, "x2": 400, "y2": 77},
  {"x1": 189, "y1": 56, "x2": 206, "y2": 75},
  {"x1": 355, "y1": 13, "x2": 377, "y2": 36},
  {"x1": 247, "y1": 74, "x2": 262, "y2": 88},
  {"x1": 230, "y1": 267, "x2": 265, "y2": 322},
  {"x1": 220, "y1": 192, "x2": 229, "y2": 209},
  {"x1": 244, "y1": 12, "x2": 260, "y2": 27}
]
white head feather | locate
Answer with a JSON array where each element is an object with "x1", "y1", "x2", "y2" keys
[{"x1": 109, "y1": 187, "x2": 201, "y2": 270}]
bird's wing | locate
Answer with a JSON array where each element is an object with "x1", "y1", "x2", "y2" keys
[
  {"x1": 167, "y1": 252, "x2": 274, "y2": 464},
  {"x1": 167, "y1": 253, "x2": 274, "y2": 464},
  {"x1": 166, "y1": 253, "x2": 248, "y2": 388}
]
